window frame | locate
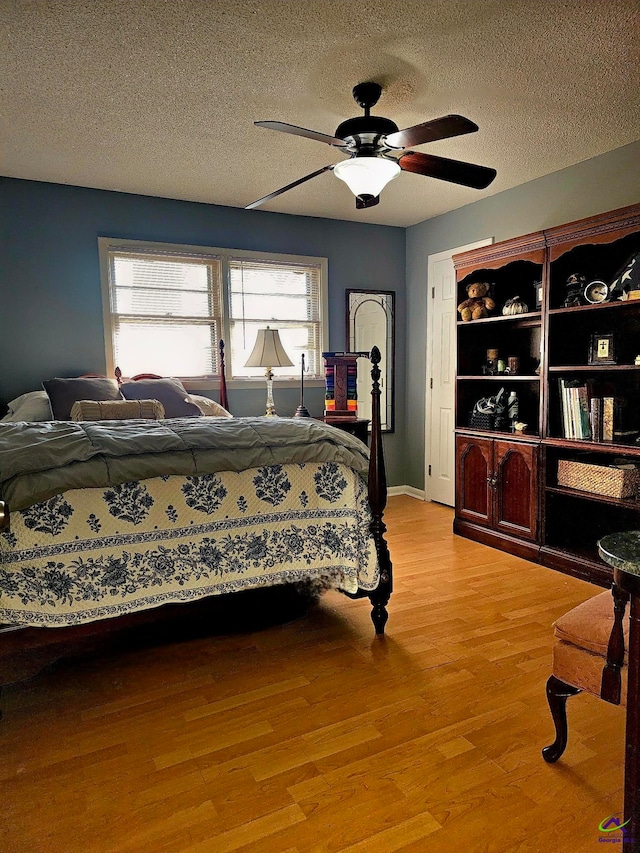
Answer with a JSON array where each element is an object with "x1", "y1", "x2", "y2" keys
[{"x1": 98, "y1": 237, "x2": 329, "y2": 388}]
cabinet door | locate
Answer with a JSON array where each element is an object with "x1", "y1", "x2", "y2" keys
[
  {"x1": 455, "y1": 435, "x2": 493, "y2": 526},
  {"x1": 494, "y1": 440, "x2": 539, "y2": 541}
]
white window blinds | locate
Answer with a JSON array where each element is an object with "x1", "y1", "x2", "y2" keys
[
  {"x1": 100, "y1": 239, "x2": 327, "y2": 380},
  {"x1": 106, "y1": 249, "x2": 223, "y2": 377},
  {"x1": 229, "y1": 258, "x2": 323, "y2": 378}
]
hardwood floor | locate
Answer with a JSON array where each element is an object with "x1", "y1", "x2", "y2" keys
[{"x1": 1, "y1": 496, "x2": 625, "y2": 852}]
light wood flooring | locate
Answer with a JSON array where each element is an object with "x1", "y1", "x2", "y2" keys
[{"x1": 0, "y1": 496, "x2": 625, "y2": 852}]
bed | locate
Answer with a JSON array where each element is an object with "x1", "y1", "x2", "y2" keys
[{"x1": 0, "y1": 345, "x2": 392, "y2": 708}]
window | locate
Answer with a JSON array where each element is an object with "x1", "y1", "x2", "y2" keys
[
  {"x1": 99, "y1": 239, "x2": 328, "y2": 380},
  {"x1": 229, "y1": 258, "x2": 324, "y2": 378}
]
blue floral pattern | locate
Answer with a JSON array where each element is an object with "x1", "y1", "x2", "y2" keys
[
  {"x1": 1, "y1": 530, "x2": 17, "y2": 548},
  {"x1": 22, "y1": 495, "x2": 74, "y2": 536},
  {"x1": 181, "y1": 474, "x2": 228, "y2": 514},
  {"x1": 0, "y1": 462, "x2": 378, "y2": 626},
  {"x1": 314, "y1": 462, "x2": 348, "y2": 503},
  {"x1": 165, "y1": 505, "x2": 178, "y2": 523},
  {"x1": 253, "y1": 466, "x2": 291, "y2": 506},
  {"x1": 103, "y1": 482, "x2": 154, "y2": 525}
]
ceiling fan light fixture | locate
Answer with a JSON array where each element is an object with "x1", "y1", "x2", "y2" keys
[{"x1": 333, "y1": 156, "x2": 400, "y2": 200}]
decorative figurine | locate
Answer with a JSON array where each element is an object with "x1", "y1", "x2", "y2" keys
[
  {"x1": 457, "y1": 282, "x2": 495, "y2": 322},
  {"x1": 502, "y1": 295, "x2": 529, "y2": 315},
  {"x1": 564, "y1": 273, "x2": 586, "y2": 308}
]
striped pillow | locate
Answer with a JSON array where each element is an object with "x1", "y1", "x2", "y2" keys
[{"x1": 70, "y1": 399, "x2": 165, "y2": 421}]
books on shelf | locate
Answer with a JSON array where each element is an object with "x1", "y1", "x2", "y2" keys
[
  {"x1": 558, "y1": 380, "x2": 627, "y2": 442},
  {"x1": 558, "y1": 379, "x2": 591, "y2": 440}
]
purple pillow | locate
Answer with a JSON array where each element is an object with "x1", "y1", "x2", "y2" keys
[
  {"x1": 120, "y1": 378, "x2": 202, "y2": 418},
  {"x1": 43, "y1": 377, "x2": 123, "y2": 420}
]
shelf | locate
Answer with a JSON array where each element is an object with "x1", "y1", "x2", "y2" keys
[
  {"x1": 456, "y1": 427, "x2": 540, "y2": 441},
  {"x1": 457, "y1": 375, "x2": 539, "y2": 381},
  {"x1": 543, "y1": 437, "x2": 640, "y2": 455},
  {"x1": 548, "y1": 364, "x2": 640, "y2": 372},
  {"x1": 539, "y1": 545, "x2": 612, "y2": 587},
  {"x1": 546, "y1": 485, "x2": 640, "y2": 512},
  {"x1": 457, "y1": 311, "x2": 541, "y2": 327},
  {"x1": 549, "y1": 300, "x2": 640, "y2": 316}
]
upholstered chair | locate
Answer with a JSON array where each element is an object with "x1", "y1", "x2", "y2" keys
[{"x1": 543, "y1": 585, "x2": 629, "y2": 763}]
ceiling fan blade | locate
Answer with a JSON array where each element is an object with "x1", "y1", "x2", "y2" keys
[
  {"x1": 245, "y1": 165, "x2": 335, "y2": 210},
  {"x1": 355, "y1": 195, "x2": 380, "y2": 209},
  {"x1": 255, "y1": 121, "x2": 346, "y2": 147},
  {"x1": 399, "y1": 151, "x2": 497, "y2": 189},
  {"x1": 385, "y1": 115, "x2": 478, "y2": 149}
]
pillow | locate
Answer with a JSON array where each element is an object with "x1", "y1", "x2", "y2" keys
[
  {"x1": 70, "y1": 399, "x2": 165, "y2": 421},
  {"x1": 2, "y1": 390, "x2": 52, "y2": 422},
  {"x1": 42, "y1": 377, "x2": 123, "y2": 420},
  {"x1": 189, "y1": 394, "x2": 233, "y2": 418},
  {"x1": 120, "y1": 378, "x2": 202, "y2": 418}
]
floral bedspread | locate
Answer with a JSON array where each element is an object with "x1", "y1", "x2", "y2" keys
[{"x1": 0, "y1": 462, "x2": 379, "y2": 627}]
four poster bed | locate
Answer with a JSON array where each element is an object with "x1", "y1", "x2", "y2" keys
[{"x1": 0, "y1": 344, "x2": 392, "y2": 710}]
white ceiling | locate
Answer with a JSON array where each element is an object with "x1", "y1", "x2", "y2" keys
[{"x1": 2, "y1": 0, "x2": 639, "y2": 227}]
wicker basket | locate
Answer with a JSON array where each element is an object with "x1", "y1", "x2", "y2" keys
[{"x1": 557, "y1": 459, "x2": 640, "y2": 499}]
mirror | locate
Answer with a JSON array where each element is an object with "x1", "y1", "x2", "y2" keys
[{"x1": 346, "y1": 289, "x2": 395, "y2": 432}]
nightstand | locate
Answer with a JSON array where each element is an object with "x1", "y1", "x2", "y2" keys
[{"x1": 320, "y1": 417, "x2": 369, "y2": 445}]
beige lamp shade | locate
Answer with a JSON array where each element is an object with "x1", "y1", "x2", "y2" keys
[{"x1": 244, "y1": 327, "x2": 294, "y2": 368}]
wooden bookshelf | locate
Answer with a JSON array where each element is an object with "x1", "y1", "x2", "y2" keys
[{"x1": 453, "y1": 202, "x2": 640, "y2": 585}]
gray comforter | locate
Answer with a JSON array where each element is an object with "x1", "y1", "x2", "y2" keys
[{"x1": 0, "y1": 417, "x2": 369, "y2": 511}]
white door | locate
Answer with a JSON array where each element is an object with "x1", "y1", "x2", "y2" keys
[{"x1": 425, "y1": 239, "x2": 493, "y2": 505}]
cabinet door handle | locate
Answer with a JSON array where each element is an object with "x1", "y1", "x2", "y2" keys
[{"x1": 487, "y1": 474, "x2": 498, "y2": 489}]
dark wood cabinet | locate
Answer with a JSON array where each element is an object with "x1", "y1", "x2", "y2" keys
[
  {"x1": 493, "y1": 439, "x2": 538, "y2": 541},
  {"x1": 453, "y1": 202, "x2": 640, "y2": 585},
  {"x1": 456, "y1": 435, "x2": 492, "y2": 525},
  {"x1": 455, "y1": 435, "x2": 539, "y2": 558}
]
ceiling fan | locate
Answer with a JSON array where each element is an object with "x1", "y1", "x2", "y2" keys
[{"x1": 246, "y1": 81, "x2": 497, "y2": 211}]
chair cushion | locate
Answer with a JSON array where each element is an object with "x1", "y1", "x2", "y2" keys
[
  {"x1": 554, "y1": 590, "x2": 629, "y2": 658},
  {"x1": 553, "y1": 639, "x2": 628, "y2": 705}
]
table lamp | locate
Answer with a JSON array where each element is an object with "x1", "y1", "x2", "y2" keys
[{"x1": 244, "y1": 326, "x2": 293, "y2": 416}]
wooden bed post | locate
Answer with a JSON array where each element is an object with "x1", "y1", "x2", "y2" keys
[{"x1": 368, "y1": 346, "x2": 392, "y2": 634}]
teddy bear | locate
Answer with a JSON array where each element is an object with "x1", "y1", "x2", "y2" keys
[{"x1": 457, "y1": 282, "x2": 495, "y2": 321}]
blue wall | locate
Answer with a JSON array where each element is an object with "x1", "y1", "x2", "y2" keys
[{"x1": 0, "y1": 177, "x2": 406, "y2": 481}]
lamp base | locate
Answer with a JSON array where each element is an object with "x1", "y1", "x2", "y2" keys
[
  {"x1": 264, "y1": 369, "x2": 278, "y2": 416},
  {"x1": 293, "y1": 405, "x2": 311, "y2": 418}
]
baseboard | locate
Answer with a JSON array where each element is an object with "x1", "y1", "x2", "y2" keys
[{"x1": 388, "y1": 485, "x2": 425, "y2": 500}]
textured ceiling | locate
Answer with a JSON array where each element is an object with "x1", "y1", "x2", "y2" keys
[{"x1": 2, "y1": 0, "x2": 639, "y2": 227}]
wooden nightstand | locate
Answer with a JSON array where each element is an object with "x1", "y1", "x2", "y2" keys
[{"x1": 320, "y1": 417, "x2": 369, "y2": 445}]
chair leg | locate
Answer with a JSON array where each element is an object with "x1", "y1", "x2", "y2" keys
[{"x1": 542, "y1": 674, "x2": 581, "y2": 763}]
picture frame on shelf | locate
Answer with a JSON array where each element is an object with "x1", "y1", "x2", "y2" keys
[
  {"x1": 588, "y1": 332, "x2": 617, "y2": 365},
  {"x1": 534, "y1": 281, "x2": 543, "y2": 310}
]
